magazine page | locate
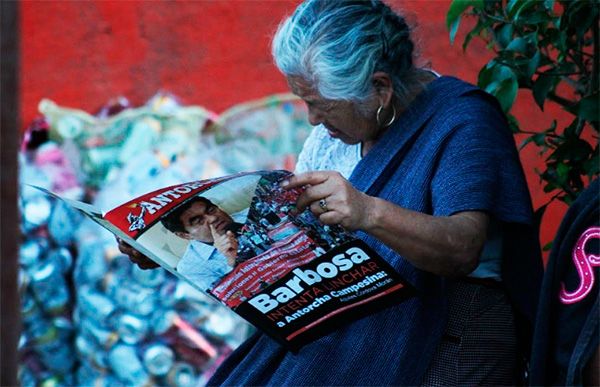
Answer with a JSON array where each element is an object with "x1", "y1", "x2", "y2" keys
[
  {"x1": 50, "y1": 170, "x2": 413, "y2": 348},
  {"x1": 30, "y1": 185, "x2": 178, "y2": 271}
]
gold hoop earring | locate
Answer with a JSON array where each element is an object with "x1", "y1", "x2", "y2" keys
[{"x1": 376, "y1": 104, "x2": 397, "y2": 128}]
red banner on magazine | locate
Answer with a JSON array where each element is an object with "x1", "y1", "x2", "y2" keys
[
  {"x1": 105, "y1": 175, "x2": 234, "y2": 239},
  {"x1": 226, "y1": 239, "x2": 413, "y2": 349}
]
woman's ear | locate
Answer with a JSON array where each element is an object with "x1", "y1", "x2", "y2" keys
[{"x1": 372, "y1": 71, "x2": 394, "y2": 107}]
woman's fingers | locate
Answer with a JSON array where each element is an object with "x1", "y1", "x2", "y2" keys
[
  {"x1": 283, "y1": 171, "x2": 345, "y2": 212},
  {"x1": 116, "y1": 237, "x2": 159, "y2": 269},
  {"x1": 282, "y1": 170, "x2": 369, "y2": 230},
  {"x1": 318, "y1": 210, "x2": 342, "y2": 226},
  {"x1": 133, "y1": 257, "x2": 160, "y2": 270},
  {"x1": 297, "y1": 184, "x2": 333, "y2": 211},
  {"x1": 309, "y1": 200, "x2": 327, "y2": 215},
  {"x1": 281, "y1": 171, "x2": 330, "y2": 189},
  {"x1": 130, "y1": 253, "x2": 160, "y2": 269}
]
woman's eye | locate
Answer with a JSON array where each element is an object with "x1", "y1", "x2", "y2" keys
[{"x1": 319, "y1": 101, "x2": 336, "y2": 111}]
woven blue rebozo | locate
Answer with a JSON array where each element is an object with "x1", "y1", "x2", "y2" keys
[{"x1": 208, "y1": 76, "x2": 543, "y2": 386}]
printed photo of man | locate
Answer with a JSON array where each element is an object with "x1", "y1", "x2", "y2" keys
[{"x1": 161, "y1": 196, "x2": 248, "y2": 290}]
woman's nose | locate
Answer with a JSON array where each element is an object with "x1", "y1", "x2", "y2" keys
[{"x1": 307, "y1": 107, "x2": 323, "y2": 126}]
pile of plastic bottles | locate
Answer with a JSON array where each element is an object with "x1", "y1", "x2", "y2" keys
[{"x1": 18, "y1": 93, "x2": 313, "y2": 386}]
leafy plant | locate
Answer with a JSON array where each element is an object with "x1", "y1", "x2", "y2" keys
[{"x1": 447, "y1": 0, "x2": 598, "y2": 209}]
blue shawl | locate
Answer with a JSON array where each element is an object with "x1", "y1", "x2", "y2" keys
[{"x1": 208, "y1": 77, "x2": 542, "y2": 386}]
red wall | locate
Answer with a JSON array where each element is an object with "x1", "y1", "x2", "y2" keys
[{"x1": 20, "y1": 0, "x2": 572, "y2": 252}]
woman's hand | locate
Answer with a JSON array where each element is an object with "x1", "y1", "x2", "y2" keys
[
  {"x1": 116, "y1": 237, "x2": 160, "y2": 270},
  {"x1": 281, "y1": 170, "x2": 489, "y2": 277},
  {"x1": 210, "y1": 225, "x2": 239, "y2": 266},
  {"x1": 281, "y1": 171, "x2": 374, "y2": 231}
]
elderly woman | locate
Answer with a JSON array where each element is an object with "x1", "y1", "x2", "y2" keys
[
  {"x1": 121, "y1": 0, "x2": 543, "y2": 384},
  {"x1": 206, "y1": 0, "x2": 543, "y2": 386}
]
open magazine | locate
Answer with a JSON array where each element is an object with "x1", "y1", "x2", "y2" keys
[{"x1": 38, "y1": 170, "x2": 413, "y2": 349}]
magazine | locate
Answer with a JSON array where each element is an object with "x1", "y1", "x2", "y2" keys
[{"x1": 37, "y1": 170, "x2": 413, "y2": 349}]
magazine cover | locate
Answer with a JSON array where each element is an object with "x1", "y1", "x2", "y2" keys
[{"x1": 38, "y1": 170, "x2": 413, "y2": 349}]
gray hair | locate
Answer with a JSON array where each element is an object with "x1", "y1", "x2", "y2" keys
[{"x1": 272, "y1": 0, "x2": 423, "y2": 107}]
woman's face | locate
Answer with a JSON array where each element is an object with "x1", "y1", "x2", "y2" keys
[{"x1": 287, "y1": 76, "x2": 381, "y2": 146}]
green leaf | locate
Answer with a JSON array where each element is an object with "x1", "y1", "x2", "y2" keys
[
  {"x1": 543, "y1": 161, "x2": 570, "y2": 189},
  {"x1": 497, "y1": 78, "x2": 519, "y2": 112},
  {"x1": 565, "y1": 1, "x2": 598, "y2": 39},
  {"x1": 541, "y1": 163, "x2": 560, "y2": 193},
  {"x1": 493, "y1": 62, "x2": 515, "y2": 82},
  {"x1": 557, "y1": 162, "x2": 569, "y2": 178},
  {"x1": 563, "y1": 119, "x2": 579, "y2": 137},
  {"x1": 506, "y1": 0, "x2": 521, "y2": 16},
  {"x1": 555, "y1": 61, "x2": 576, "y2": 75},
  {"x1": 527, "y1": 49, "x2": 541, "y2": 78},
  {"x1": 484, "y1": 80, "x2": 501, "y2": 94},
  {"x1": 462, "y1": 19, "x2": 486, "y2": 51},
  {"x1": 549, "y1": 138, "x2": 593, "y2": 163},
  {"x1": 556, "y1": 32, "x2": 567, "y2": 57},
  {"x1": 507, "y1": 113, "x2": 521, "y2": 133},
  {"x1": 447, "y1": 0, "x2": 484, "y2": 44},
  {"x1": 487, "y1": 66, "x2": 519, "y2": 112},
  {"x1": 481, "y1": 63, "x2": 519, "y2": 113},
  {"x1": 507, "y1": 0, "x2": 537, "y2": 19},
  {"x1": 495, "y1": 24, "x2": 514, "y2": 49},
  {"x1": 532, "y1": 73, "x2": 555, "y2": 110},
  {"x1": 505, "y1": 37, "x2": 528, "y2": 53},
  {"x1": 575, "y1": 95, "x2": 600, "y2": 123},
  {"x1": 519, "y1": 121, "x2": 556, "y2": 150},
  {"x1": 477, "y1": 60, "x2": 496, "y2": 89},
  {"x1": 539, "y1": 27, "x2": 559, "y2": 47},
  {"x1": 518, "y1": 10, "x2": 552, "y2": 25},
  {"x1": 447, "y1": 0, "x2": 468, "y2": 29},
  {"x1": 543, "y1": 185, "x2": 555, "y2": 194},
  {"x1": 520, "y1": 132, "x2": 547, "y2": 150},
  {"x1": 449, "y1": 19, "x2": 461, "y2": 45},
  {"x1": 583, "y1": 149, "x2": 599, "y2": 177}
]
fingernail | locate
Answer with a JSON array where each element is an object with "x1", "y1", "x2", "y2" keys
[{"x1": 280, "y1": 180, "x2": 289, "y2": 187}]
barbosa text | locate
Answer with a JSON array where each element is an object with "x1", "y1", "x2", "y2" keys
[{"x1": 248, "y1": 247, "x2": 372, "y2": 313}]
